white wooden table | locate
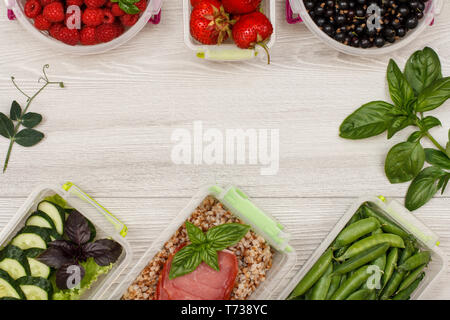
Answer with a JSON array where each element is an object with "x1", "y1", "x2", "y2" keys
[{"x1": 0, "y1": 0, "x2": 449, "y2": 299}]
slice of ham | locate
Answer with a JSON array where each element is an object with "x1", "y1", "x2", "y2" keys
[{"x1": 156, "y1": 249, "x2": 238, "y2": 300}]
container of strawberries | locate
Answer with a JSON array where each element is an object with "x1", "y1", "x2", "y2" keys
[
  {"x1": 5, "y1": 0, "x2": 163, "y2": 54},
  {"x1": 183, "y1": 0, "x2": 275, "y2": 63}
]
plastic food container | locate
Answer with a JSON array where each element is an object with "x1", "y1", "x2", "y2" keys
[
  {"x1": 4, "y1": 0, "x2": 163, "y2": 55},
  {"x1": 109, "y1": 185, "x2": 297, "y2": 300},
  {"x1": 286, "y1": 0, "x2": 444, "y2": 56},
  {"x1": 183, "y1": 0, "x2": 276, "y2": 61},
  {"x1": 278, "y1": 196, "x2": 447, "y2": 300},
  {"x1": 0, "y1": 182, "x2": 132, "y2": 300}
]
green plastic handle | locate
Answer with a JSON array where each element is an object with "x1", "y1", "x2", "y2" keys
[{"x1": 62, "y1": 182, "x2": 128, "y2": 237}]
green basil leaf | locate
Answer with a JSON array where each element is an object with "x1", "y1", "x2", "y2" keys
[
  {"x1": 121, "y1": 0, "x2": 140, "y2": 4},
  {"x1": 169, "y1": 244, "x2": 203, "y2": 279},
  {"x1": 425, "y1": 148, "x2": 450, "y2": 170},
  {"x1": 408, "y1": 131, "x2": 423, "y2": 143},
  {"x1": 405, "y1": 166, "x2": 446, "y2": 211},
  {"x1": 415, "y1": 77, "x2": 450, "y2": 112},
  {"x1": 21, "y1": 112, "x2": 42, "y2": 129},
  {"x1": 387, "y1": 59, "x2": 415, "y2": 108},
  {"x1": 447, "y1": 129, "x2": 450, "y2": 158},
  {"x1": 206, "y1": 223, "x2": 251, "y2": 251},
  {"x1": 385, "y1": 142, "x2": 425, "y2": 184},
  {"x1": 14, "y1": 128, "x2": 44, "y2": 147},
  {"x1": 404, "y1": 47, "x2": 442, "y2": 95},
  {"x1": 420, "y1": 116, "x2": 442, "y2": 131},
  {"x1": 440, "y1": 175, "x2": 449, "y2": 194},
  {"x1": 0, "y1": 112, "x2": 14, "y2": 139},
  {"x1": 10, "y1": 101, "x2": 22, "y2": 121},
  {"x1": 118, "y1": 2, "x2": 140, "y2": 14},
  {"x1": 185, "y1": 221, "x2": 206, "y2": 244},
  {"x1": 339, "y1": 101, "x2": 394, "y2": 140},
  {"x1": 201, "y1": 246, "x2": 219, "y2": 271},
  {"x1": 387, "y1": 116, "x2": 413, "y2": 139}
]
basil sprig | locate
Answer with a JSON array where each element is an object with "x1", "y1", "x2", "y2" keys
[
  {"x1": 0, "y1": 65, "x2": 64, "y2": 173},
  {"x1": 169, "y1": 222, "x2": 250, "y2": 280},
  {"x1": 110, "y1": 0, "x2": 142, "y2": 15},
  {"x1": 339, "y1": 47, "x2": 450, "y2": 211}
]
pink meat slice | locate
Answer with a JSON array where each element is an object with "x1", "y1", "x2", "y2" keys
[{"x1": 156, "y1": 249, "x2": 238, "y2": 300}]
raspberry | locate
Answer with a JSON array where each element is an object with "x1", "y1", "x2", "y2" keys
[
  {"x1": 103, "y1": 9, "x2": 115, "y2": 24},
  {"x1": 135, "y1": 0, "x2": 146, "y2": 11},
  {"x1": 34, "y1": 14, "x2": 51, "y2": 30},
  {"x1": 39, "y1": 0, "x2": 57, "y2": 7},
  {"x1": 120, "y1": 13, "x2": 139, "y2": 27},
  {"x1": 105, "y1": 0, "x2": 113, "y2": 8},
  {"x1": 111, "y1": 3, "x2": 125, "y2": 17},
  {"x1": 66, "y1": 0, "x2": 84, "y2": 6},
  {"x1": 82, "y1": 8, "x2": 104, "y2": 27},
  {"x1": 65, "y1": 11, "x2": 80, "y2": 29},
  {"x1": 58, "y1": 26, "x2": 80, "y2": 45},
  {"x1": 80, "y1": 26, "x2": 98, "y2": 45},
  {"x1": 49, "y1": 22, "x2": 63, "y2": 39},
  {"x1": 24, "y1": 0, "x2": 42, "y2": 18},
  {"x1": 112, "y1": 22, "x2": 124, "y2": 36},
  {"x1": 43, "y1": 2, "x2": 64, "y2": 22},
  {"x1": 95, "y1": 23, "x2": 117, "y2": 43},
  {"x1": 84, "y1": 0, "x2": 106, "y2": 8}
]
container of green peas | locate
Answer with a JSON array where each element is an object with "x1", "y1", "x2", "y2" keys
[{"x1": 280, "y1": 196, "x2": 446, "y2": 300}]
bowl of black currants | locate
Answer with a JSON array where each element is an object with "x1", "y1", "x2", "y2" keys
[{"x1": 289, "y1": 0, "x2": 444, "y2": 55}]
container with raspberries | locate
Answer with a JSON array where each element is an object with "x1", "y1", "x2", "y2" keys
[
  {"x1": 183, "y1": 0, "x2": 275, "y2": 63},
  {"x1": 6, "y1": 0, "x2": 163, "y2": 54},
  {"x1": 286, "y1": 0, "x2": 444, "y2": 55}
]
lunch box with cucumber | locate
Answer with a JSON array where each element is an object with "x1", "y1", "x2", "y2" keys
[
  {"x1": 0, "y1": 183, "x2": 132, "y2": 300},
  {"x1": 279, "y1": 196, "x2": 446, "y2": 300}
]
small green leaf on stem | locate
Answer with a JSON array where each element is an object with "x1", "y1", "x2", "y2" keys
[
  {"x1": 118, "y1": 1, "x2": 140, "y2": 14},
  {"x1": 0, "y1": 113, "x2": 14, "y2": 138},
  {"x1": 21, "y1": 113, "x2": 43, "y2": 129},
  {"x1": 408, "y1": 131, "x2": 423, "y2": 143},
  {"x1": 15, "y1": 128, "x2": 44, "y2": 147},
  {"x1": 385, "y1": 141, "x2": 425, "y2": 184},
  {"x1": 10, "y1": 101, "x2": 22, "y2": 120},
  {"x1": 169, "y1": 244, "x2": 203, "y2": 280},
  {"x1": 425, "y1": 148, "x2": 450, "y2": 170},
  {"x1": 420, "y1": 116, "x2": 442, "y2": 131},
  {"x1": 415, "y1": 77, "x2": 450, "y2": 112},
  {"x1": 406, "y1": 166, "x2": 447, "y2": 211},
  {"x1": 387, "y1": 116, "x2": 413, "y2": 139},
  {"x1": 185, "y1": 221, "x2": 206, "y2": 244},
  {"x1": 387, "y1": 59, "x2": 415, "y2": 108},
  {"x1": 201, "y1": 247, "x2": 220, "y2": 271},
  {"x1": 206, "y1": 223, "x2": 251, "y2": 251},
  {"x1": 404, "y1": 47, "x2": 442, "y2": 95}
]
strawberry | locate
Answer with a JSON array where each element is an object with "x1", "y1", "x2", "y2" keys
[
  {"x1": 34, "y1": 14, "x2": 51, "y2": 30},
  {"x1": 222, "y1": 0, "x2": 261, "y2": 14},
  {"x1": 80, "y1": 26, "x2": 98, "y2": 45},
  {"x1": 120, "y1": 14, "x2": 139, "y2": 26},
  {"x1": 58, "y1": 26, "x2": 80, "y2": 45},
  {"x1": 95, "y1": 23, "x2": 117, "y2": 42},
  {"x1": 190, "y1": 0, "x2": 231, "y2": 45},
  {"x1": 232, "y1": 11, "x2": 273, "y2": 63},
  {"x1": 43, "y1": 2, "x2": 64, "y2": 22},
  {"x1": 111, "y1": 3, "x2": 125, "y2": 16},
  {"x1": 82, "y1": 8, "x2": 104, "y2": 27},
  {"x1": 190, "y1": 0, "x2": 213, "y2": 7},
  {"x1": 24, "y1": 0, "x2": 42, "y2": 18},
  {"x1": 84, "y1": 0, "x2": 106, "y2": 8}
]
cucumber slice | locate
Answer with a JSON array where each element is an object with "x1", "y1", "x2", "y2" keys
[
  {"x1": 11, "y1": 226, "x2": 50, "y2": 250},
  {"x1": 0, "y1": 270, "x2": 25, "y2": 300},
  {"x1": 25, "y1": 211, "x2": 57, "y2": 231},
  {"x1": 0, "y1": 297, "x2": 21, "y2": 300},
  {"x1": 17, "y1": 276, "x2": 53, "y2": 300},
  {"x1": 0, "y1": 245, "x2": 30, "y2": 280},
  {"x1": 37, "y1": 201, "x2": 65, "y2": 235},
  {"x1": 24, "y1": 249, "x2": 50, "y2": 279}
]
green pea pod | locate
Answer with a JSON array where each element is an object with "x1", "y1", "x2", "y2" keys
[
  {"x1": 367, "y1": 290, "x2": 378, "y2": 300},
  {"x1": 331, "y1": 265, "x2": 372, "y2": 300},
  {"x1": 310, "y1": 263, "x2": 333, "y2": 300},
  {"x1": 339, "y1": 273, "x2": 348, "y2": 286},
  {"x1": 333, "y1": 217, "x2": 381, "y2": 248},
  {"x1": 399, "y1": 239, "x2": 418, "y2": 264},
  {"x1": 382, "y1": 247, "x2": 399, "y2": 290},
  {"x1": 335, "y1": 245, "x2": 349, "y2": 258},
  {"x1": 346, "y1": 288, "x2": 373, "y2": 300},
  {"x1": 326, "y1": 271, "x2": 342, "y2": 300},
  {"x1": 380, "y1": 270, "x2": 405, "y2": 300},
  {"x1": 361, "y1": 252, "x2": 387, "y2": 291},
  {"x1": 397, "y1": 264, "x2": 427, "y2": 293},
  {"x1": 398, "y1": 251, "x2": 431, "y2": 272},
  {"x1": 288, "y1": 248, "x2": 333, "y2": 299},
  {"x1": 392, "y1": 272, "x2": 425, "y2": 300},
  {"x1": 362, "y1": 203, "x2": 409, "y2": 239},
  {"x1": 304, "y1": 287, "x2": 313, "y2": 300},
  {"x1": 372, "y1": 228, "x2": 383, "y2": 235}
]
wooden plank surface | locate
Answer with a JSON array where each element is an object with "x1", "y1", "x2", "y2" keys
[{"x1": 0, "y1": 0, "x2": 449, "y2": 299}]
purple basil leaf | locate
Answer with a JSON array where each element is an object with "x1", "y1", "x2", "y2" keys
[
  {"x1": 86, "y1": 239, "x2": 122, "y2": 266},
  {"x1": 65, "y1": 210, "x2": 91, "y2": 245},
  {"x1": 37, "y1": 246, "x2": 75, "y2": 269},
  {"x1": 48, "y1": 240, "x2": 78, "y2": 256},
  {"x1": 55, "y1": 263, "x2": 86, "y2": 290}
]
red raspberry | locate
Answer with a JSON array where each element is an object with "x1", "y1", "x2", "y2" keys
[
  {"x1": 105, "y1": 0, "x2": 113, "y2": 8},
  {"x1": 49, "y1": 22, "x2": 63, "y2": 39},
  {"x1": 24, "y1": 0, "x2": 42, "y2": 18},
  {"x1": 103, "y1": 9, "x2": 115, "y2": 24},
  {"x1": 65, "y1": 10, "x2": 80, "y2": 29},
  {"x1": 80, "y1": 26, "x2": 98, "y2": 45},
  {"x1": 39, "y1": 0, "x2": 57, "y2": 7},
  {"x1": 120, "y1": 13, "x2": 139, "y2": 27},
  {"x1": 58, "y1": 26, "x2": 80, "y2": 45},
  {"x1": 34, "y1": 14, "x2": 51, "y2": 30},
  {"x1": 111, "y1": 3, "x2": 125, "y2": 16},
  {"x1": 82, "y1": 8, "x2": 103, "y2": 27},
  {"x1": 95, "y1": 23, "x2": 117, "y2": 43},
  {"x1": 84, "y1": 0, "x2": 106, "y2": 8},
  {"x1": 135, "y1": 0, "x2": 146, "y2": 11},
  {"x1": 112, "y1": 22, "x2": 124, "y2": 36},
  {"x1": 66, "y1": 0, "x2": 84, "y2": 6},
  {"x1": 43, "y1": 2, "x2": 64, "y2": 22}
]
